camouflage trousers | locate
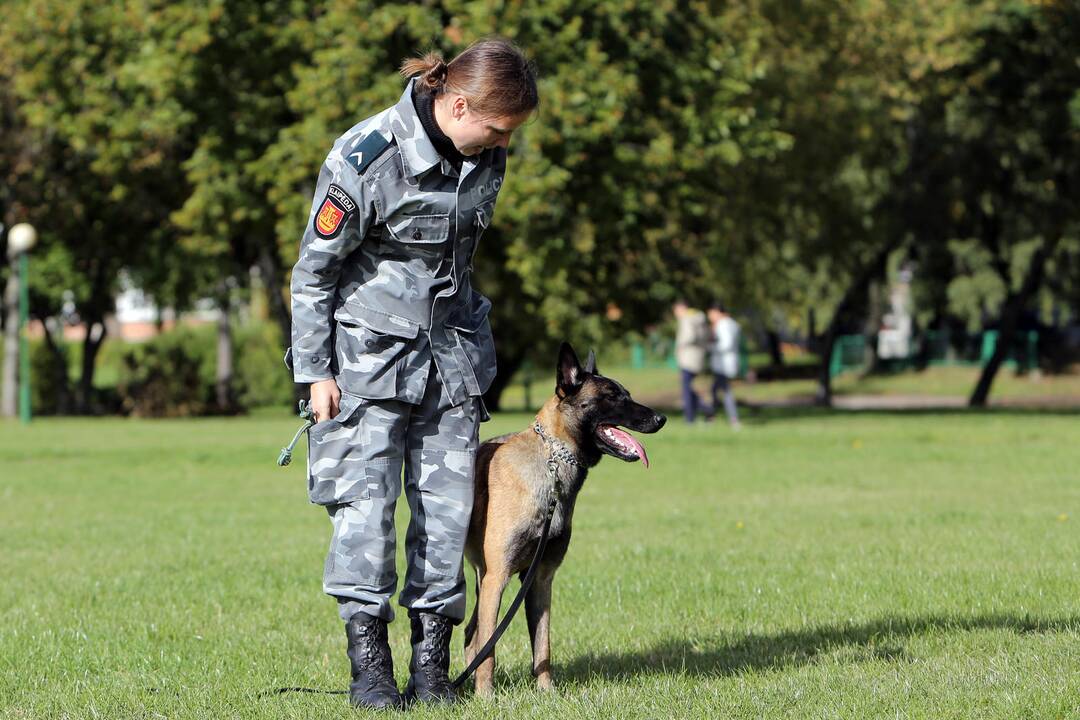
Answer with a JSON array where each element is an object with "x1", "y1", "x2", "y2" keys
[{"x1": 307, "y1": 368, "x2": 480, "y2": 624}]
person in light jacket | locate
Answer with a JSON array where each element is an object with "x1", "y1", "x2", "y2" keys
[
  {"x1": 673, "y1": 299, "x2": 709, "y2": 423},
  {"x1": 707, "y1": 301, "x2": 741, "y2": 429}
]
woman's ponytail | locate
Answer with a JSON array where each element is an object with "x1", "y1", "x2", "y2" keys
[
  {"x1": 400, "y1": 52, "x2": 449, "y2": 93},
  {"x1": 401, "y1": 40, "x2": 538, "y2": 117}
]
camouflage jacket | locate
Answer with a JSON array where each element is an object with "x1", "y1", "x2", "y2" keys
[{"x1": 289, "y1": 81, "x2": 504, "y2": 407}]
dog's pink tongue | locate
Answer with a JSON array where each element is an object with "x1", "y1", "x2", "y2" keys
[{"x1": 609, "y1": 427, "x2": 649, "y2": 469}]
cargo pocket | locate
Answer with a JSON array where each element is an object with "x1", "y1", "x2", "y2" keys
[
  {"x1": 306, "y1": 392, "x2": 375, "y2": 505},
  {"x1": 334, "y1": 303, "x2": 421, "y2": 400}
]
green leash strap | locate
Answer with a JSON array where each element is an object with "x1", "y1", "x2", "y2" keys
[{"x1": 277, "y1": 400, "x2": 315, "y2": 467}]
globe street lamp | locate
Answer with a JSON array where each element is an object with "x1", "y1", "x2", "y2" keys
[{"x1": 8, "y1": 223, "x2": 37, "y2": 424}]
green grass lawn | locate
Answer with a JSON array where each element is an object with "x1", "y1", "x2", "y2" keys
[
  {"x1": 2, "y1": 408, "x2": 1079, "y2": 719},
  {"x1": 498, "y1": 364, "x2": 1080, "y2": 411}
]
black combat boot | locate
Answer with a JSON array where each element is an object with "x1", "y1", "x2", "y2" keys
[
  {"x1": 403, "y1": 612, "x2": 457, "y2": 705},
  {"x1": 345, "y1": 612, "x2": 402, "y2": 710}
]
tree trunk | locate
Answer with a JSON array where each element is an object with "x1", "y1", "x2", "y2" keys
[
  {"x1": 41, "y1": 317, "x2": 73, "y2": 415},
  {"x1": 483, "y1": 345, "x2": 526, "y2": 413},
  {"x1": 968, "y1": 235, "x2": 1059, "y2": 407},
  {"x1": 816, "y1": 243, "x2": 896, "y2": 406},
  {"x1": 2, "y1": 266, "x2": 18, "y2": 417},
  {"x1": 258, "y1": 247, "x2": 303, "y2": 405},
  {"x1": 76, "y1": 318, "x2": 106, "y2": 414},
  {"x1": 766, "y1": 329, "x2": 784, "y2": 367},
  {"x1": 215, "y1": 298, "x2": 234, "y2": 413}
]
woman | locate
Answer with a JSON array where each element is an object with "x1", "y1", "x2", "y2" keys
[{"x1": 288, "y1": 39, "x2": 537, "y2": 709}]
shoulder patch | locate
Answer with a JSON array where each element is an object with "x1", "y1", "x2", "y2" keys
[
  {"x1": 345, "y1": 132, "x2": 391, "y2": 175},
  {"x1": 314, "y1": 183, "x2": 356, "y2": 239}
]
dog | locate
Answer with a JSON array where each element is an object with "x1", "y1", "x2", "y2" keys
[{"x1": 462, "y1": 342, "x2": 666, "y2": 695}]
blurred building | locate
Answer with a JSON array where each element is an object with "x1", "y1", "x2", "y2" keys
[{"x1": 26, "y1": 273, "x2": 221, "y2": 343}]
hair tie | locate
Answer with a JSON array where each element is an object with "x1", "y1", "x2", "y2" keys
[{"x1": 428, "y1": 60, "x2": 449, "y2": 89}]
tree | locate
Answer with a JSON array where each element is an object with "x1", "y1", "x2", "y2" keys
[
  {"x1": 739, "y1": 0, "x2": 993, "y2": 405},
  {"x1": 263, "y1": 0, "x2": 790, "y2": 407},
  {"x1": 920, "y1": 2, "x2": 1080, "y2": 406},
  {"x1": 0, "y1": 0, "x2": 199, "y2": 412}
]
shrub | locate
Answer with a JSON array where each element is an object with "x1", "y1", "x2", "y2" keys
[
  {"x1": 116, "y1": 325, "x2": 217, "y2": 417},
  {"x1": 234, "y1": 321, "x2": 294, "y2": 409}
]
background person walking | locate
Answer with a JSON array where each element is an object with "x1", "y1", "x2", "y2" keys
[
  {"x1": 673, "y1": 299, "x2": 710, "y2": 423},
  {"x1": 707, "y1": 301, "x2": 742, "y2": 429}
]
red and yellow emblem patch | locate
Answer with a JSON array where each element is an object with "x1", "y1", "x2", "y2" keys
[
  {"x1": 313, "y1": 183, "x2": 357, "y2": 239},
  {"x1": 316, "y1": 199, "x2": 345, "y2": 236}
]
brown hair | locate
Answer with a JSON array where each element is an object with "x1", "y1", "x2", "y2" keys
[{"x1": 400, "y1": 38, "x2": 539, "y2": 118}]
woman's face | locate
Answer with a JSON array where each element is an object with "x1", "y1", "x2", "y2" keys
[{"x1": 437, "y1": 94, "x2": 531, "y2": 156}]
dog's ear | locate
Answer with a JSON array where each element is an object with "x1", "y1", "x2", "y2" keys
[
  {"x1": 556, "y1": 342, "x2": 584, "y2": 397},
  {"x1": 583, "y1": 349, "x2": 598, "y2": 375}
]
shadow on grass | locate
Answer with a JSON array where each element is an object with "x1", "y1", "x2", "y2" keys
[
  {"x1": 735, "y1": 404, "x2": 1080, "y2": 424},
  {"x1": 556, "y1": 613, "x2": 1080, "y2": 682}
]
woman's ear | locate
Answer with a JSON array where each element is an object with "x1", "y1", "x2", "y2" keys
[{"x1": 450, "y1": 95, "x2": 468, "y2": 121}]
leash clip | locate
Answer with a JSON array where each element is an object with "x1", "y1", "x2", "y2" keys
[{"x1": 277, "y1": 400, "x2": 316, "y2": 467}]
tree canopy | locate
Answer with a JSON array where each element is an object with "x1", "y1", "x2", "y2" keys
[{"x1": 1, "y1": 0, "x2": 1076, "y2": 411}]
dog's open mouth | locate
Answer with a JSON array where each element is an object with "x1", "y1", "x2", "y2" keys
[{"x1": 596, "y1": 424, "x2": 650, "y2": 468}]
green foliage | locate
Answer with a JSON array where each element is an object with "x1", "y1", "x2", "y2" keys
[
  {"x1": 112, "y1": 321, "x2": 294, "y2": 417},
  {"x1": 2, "y1": 0, "x2": 1078, "y2": 414},
  {"x1": 233, "y1": 320, "x2": 295, "y2": 410},
  {"x1": 28, "y1": 339, "x2": 65, "y2": 415},
  {"x1": 257, "y1": 0, "x2": 795, "y2": 374},
  {"x1": 115, "y1": 325, "x2": 218, "y2": 417}
]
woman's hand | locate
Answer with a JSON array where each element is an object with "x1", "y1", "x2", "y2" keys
[{"x1": 309, "y1": 378, "x2": 341, "y2": 423}]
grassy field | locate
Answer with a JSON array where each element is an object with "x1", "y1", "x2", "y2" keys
[
  {"x1": 2, "y1": 406, "x2": 1079, "y2": 719},
  {"x1": 499, "y1": 364, "x2": 1080, "y2": 411}
]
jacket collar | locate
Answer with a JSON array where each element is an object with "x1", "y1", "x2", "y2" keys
[{"x1": 387, "y1": 79, "x2": 442, "y2": 179}]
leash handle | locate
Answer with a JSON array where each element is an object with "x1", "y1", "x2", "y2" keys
[{"x1": 451, "y1": 495, "x2": 557, "y2": 690}]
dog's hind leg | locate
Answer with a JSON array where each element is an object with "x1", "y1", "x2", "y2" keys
[
  {"x1": 524, "y1": 566, "x2": 556, "y2": 691},
  {"x1": 472, "y1": 566, "x2": 509, "y2": 697}
]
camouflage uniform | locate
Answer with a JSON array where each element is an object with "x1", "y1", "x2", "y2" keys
[{"x1": 288, "y1": 80, "x2": 503, "y2": 623}]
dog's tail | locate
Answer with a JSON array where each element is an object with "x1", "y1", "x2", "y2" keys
[{"x1": 463, "y1": 567, "x2": 480, "y2": 650}]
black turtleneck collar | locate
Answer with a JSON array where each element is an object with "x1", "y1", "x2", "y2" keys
[{"x1": 411, "y1": 83, "x2": 465, "y2": 173}]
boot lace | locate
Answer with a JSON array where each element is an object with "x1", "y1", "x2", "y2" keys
[
  {"x1": 416, "y1": 617, "x2": 451, "y2": 674},
  {"x1": 352, "y1": 623, "x2": 392, "y2": 676}
]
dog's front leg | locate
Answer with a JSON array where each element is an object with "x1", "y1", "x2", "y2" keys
[
  {"x1": 472, "y1": 567, "x2": 509, "y2": 697},
  {"x1": 525, "y1": 567, "x2": 556, "y2": 690}
]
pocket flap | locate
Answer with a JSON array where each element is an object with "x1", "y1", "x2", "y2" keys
[
  {"x1": 444, "y1": 293, "x2": 492, "y2": 333},
  {"x1": 336, "y1": 301, "x2": 421, "y2": 339},
  {"x1": 335, "y1": 391, "x2": 365, "y2": 423},
  {"x1": 386, "y1": 213, "x2": 450, "y2": 244}
]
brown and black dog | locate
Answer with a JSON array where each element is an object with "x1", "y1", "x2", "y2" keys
[{"x1": 463, "y1": 342, "x2": 666, "y2": 695}]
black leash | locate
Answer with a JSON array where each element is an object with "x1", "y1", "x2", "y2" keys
[
  {"x1": 261, "y1": 687, "x2": 346, "y2": 698},
  {"x1": 450, "y1": 493, "x2": 557, "y2": 690}
]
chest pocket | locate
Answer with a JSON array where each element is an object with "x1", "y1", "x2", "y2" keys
[{"x1": 384, "y1": 214, "x2": 451, "y2": 273}]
